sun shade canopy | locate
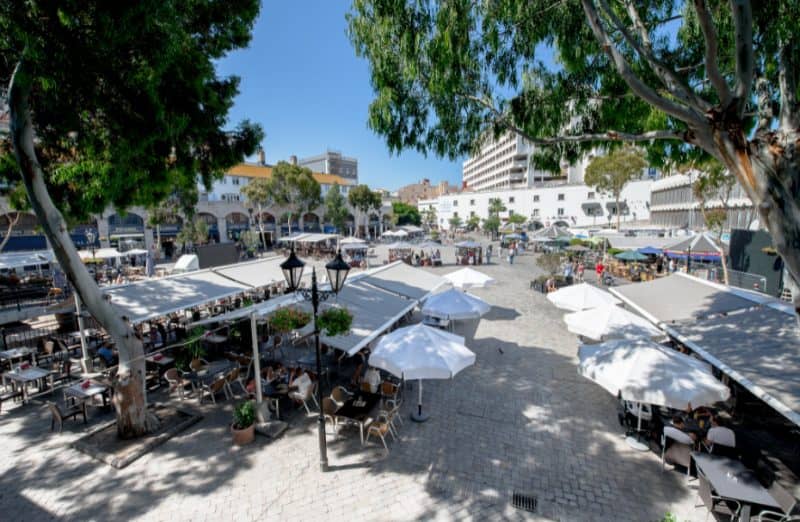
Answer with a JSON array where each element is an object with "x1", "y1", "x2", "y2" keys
[{"x1": 361, "y1": 261, "x2": 449, "y2": 300}]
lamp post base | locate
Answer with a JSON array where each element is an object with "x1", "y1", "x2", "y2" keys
[{"x1": 624, "y1": 435, "x2": 649, "y2": 452}]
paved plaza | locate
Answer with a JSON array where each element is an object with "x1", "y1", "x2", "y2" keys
[{"x1": 0, "y1": 245, "x2": 703, "y2": 521}]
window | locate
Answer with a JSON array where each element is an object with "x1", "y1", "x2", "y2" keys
[
  {"x1": 557, "y1": 193, "x2": 565, "y2": 201},
  {"x1": 508, "y1": 209, "x2": 514, "y2": 216},
  {"x1": 453, "y1": 200, "x2": 458, "y2": 207},
  {"x1": 470, "y1": 211, "x2": 475, "y2": 217},
  {"x1": 509, "y1": 197, "x2": 515, "y2": 203},
  {"x1": 453, "y1": 212, "x2": 459, "y2": 218},
  {"x1": 231, "y1": 176, "x2": 240, "y2": 186},
  {"x1": 587, "y1": 192, "x2": 595, "y2": 200},
  {"x1": 532, "y1": 209, "x2": 540, "y2": 217},
  {"x1": 557, "y1": 208, "x2": 565, "y2": 216},
  {"x1": 470, "y1": 199, "x2": 475, "y2": 206},
  {"x1": 533, "y1": 195, "x2": 540, "y2": 202}
]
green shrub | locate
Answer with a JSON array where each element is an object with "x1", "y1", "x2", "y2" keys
[
  {"x1": 317, "y1": 306, "x2": 353, "y2": 336},
  {"x1": 232, "y1": 401, "x2": 255, "y2": 429}
]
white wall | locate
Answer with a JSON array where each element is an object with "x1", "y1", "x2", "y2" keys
[{"x1": 425, "y1": 180, "x2": 653, "y2": 230}]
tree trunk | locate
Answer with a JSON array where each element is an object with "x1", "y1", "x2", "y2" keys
[
  {"x1": 9, "y1": 60, "x2": 157, "y2": 438},
  {"x1": 0, "y1": 212, "x2": 20, "y2": 253},
  {"x1": 155, "y1": 223, "x2": 161, "y2": 259},
  {"x1": 615, "y1": 193, "x2": 621, "y2": 231},
  {"x1": 287, "y1": 211, "x2": 293, "y2": 235},
  {"x1": 257, "y1": 203, "x2": 266, "y2": 252},
  {"x1": 716, "y1": 127, "x2": 800, "y2": 318}
]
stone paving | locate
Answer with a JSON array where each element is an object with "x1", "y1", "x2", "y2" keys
[{"x1": 0, "y1": 242, "x2": 704, "y2": 521}]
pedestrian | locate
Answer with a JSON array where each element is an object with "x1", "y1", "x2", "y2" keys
[
  {"x1": 486, "y1": 244, "x2": 492, "y2": 264},
  {"x1": 508, "y1": 243, "x2": 516, "y2": 264},
  {"x1": 595, "y1": 260, "x2": 604, "y2": 279},
  {"x1": 668, "y1": 258, "x2": 675, "y2": 273},
  {"x1": 577, "y1": 261, "x2": 585, "y2": 282}
]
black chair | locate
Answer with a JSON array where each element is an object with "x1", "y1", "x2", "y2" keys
[
  {"x1": 0, "y1": 387, "x2": 24, "y2": 413},
  {"x1": 47, "y1": 401, "x2": 86, "y2": 433},
  {"x1": 697, "y1": 471, "x2": 741, "y2": 520}
]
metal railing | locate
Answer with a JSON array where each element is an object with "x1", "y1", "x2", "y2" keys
[{"x1": 705, "y1": 267, "x2": 768, "y2": 294}]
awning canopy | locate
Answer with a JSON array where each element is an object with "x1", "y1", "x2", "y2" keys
[
  {"x1": 295, "y1": 233, "x2": 338, "y2": 244},
  {"x1": 319, "y1": 280, "x2": 417, "y2": 355},
  {"x1": 455, "y1": 240, "x2": 482, "y2": 248},
  {"x1": 105, "y1": 270, "x2": 251, "y2": 323},
  {"x1": 664, "y1": 232, "x2": 723, "y2": 260},
  {"x1": 212, "y1": 256, "x2": 287, "y2": 288},
  {"x1": 278, "y1": 233, "x2": 311, "y2": 242},
  {"x1": 361, "y1": 261, "x2": 449, "y2": 300},
  {"x1": 668, "y1": 307, "x2": 800, "y2": 426},
  {"x1": 0, "y1": 250, "x2": 55, "y2": 270},
  {"x1": 610, "y1": 273, "x2": 758, "y2": 323}
]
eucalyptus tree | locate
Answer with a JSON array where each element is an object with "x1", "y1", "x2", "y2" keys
[
  {"x1": 241, "y1": 177, "x2": 272, "y2": 249},
  {"x1": 349, "y1": 0, "x2": 800, "y2": 316},
  {"x1": 2, "y1": 1, "x2": 263, "y2": 436},
  {"x1": 266, "y1": 162, "x2": 321, "y2": 235},
  {"x1": 584, "y1": 148, "x2": 648, "y2": 230}
]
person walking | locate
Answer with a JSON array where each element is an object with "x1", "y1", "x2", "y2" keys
[
  {"x1": 486, "y1": 244, "x2": 492, "y2": 264},
  {"x1": 508, "y1": 243, "x2": 516, "y2": 264}
]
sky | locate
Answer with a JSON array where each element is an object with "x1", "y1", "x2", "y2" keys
[{"x1": 215, "y1": 1, "x2": 464, "y2": 191}]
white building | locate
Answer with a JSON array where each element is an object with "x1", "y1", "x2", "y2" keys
[
  {"x1": 298, "y1": 150, "x2": 358, "y2": 182},
  {"x1": 462, "y1": 131, "x2": 560, "y2": 191},
  {"x1": 422, "y1": 180, "x2": 654, "y2": 231}
]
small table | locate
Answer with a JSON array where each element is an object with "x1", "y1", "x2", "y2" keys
[
  {"x1": 692, "y1": 452, "x2": 781, "y2": 520},
  {"x1": 0, "y1": 347, "x2": 36, "y2": 365},
  {"x1": 3, "y1": 367, "x2": 52, "y2": 401},
  {"x1": 187, "y1": 360, "x2": 234, "y2": 387},
  {"x1": 64, "y1": 380, "x2": 109, "y2": 409},
  {"x1": 146, "y1": 354, "x2": 175, "y2": 367},
  {"x1": 204, "y1": 334, "x2": 227, "y2": 344},
  {"x1": 336, "y1": 392, "x2": 381, "y2": 445}
]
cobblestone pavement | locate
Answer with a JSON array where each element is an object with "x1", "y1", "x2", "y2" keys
[{"x1": 0, "y1": 243, "x2": 703, "y2": 521}]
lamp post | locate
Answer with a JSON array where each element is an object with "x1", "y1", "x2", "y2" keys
[
  {"x1": 85, "y1": 229, "x2": 97, "y2": 283},
  {"x1": 280, "y1": 245, "x2": 350, "y2": 472}
]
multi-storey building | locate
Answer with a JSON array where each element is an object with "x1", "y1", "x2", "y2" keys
[
  {"x1": 297, "y1": 150, "x2": 358, "y2": 181},
  {"x1": 462, "y1": 132, "x2": 559, "y2": 191},
  {"x1": 649, "y1": 173, "x2": 757, "y2": 230},
  {"x1": 397, "y1": 178, "x2": 456, "y2": 205},
  {"x1": 421, "y1": 180, "x2": 654, "y2": 231}
]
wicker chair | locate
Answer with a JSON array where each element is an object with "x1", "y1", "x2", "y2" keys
[{"x1": 47, "y1": 401, "x2": 86, "y2": 433}]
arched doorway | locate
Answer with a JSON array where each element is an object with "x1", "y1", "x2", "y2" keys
[
  {"x1": 302, "y1": 212, "x2": 320, "y2": 233},
  {"x1": 369, "y1": 213, "x2": 381, "y2": 240},
  {"x1": 70, "y1": 219, "x2": 99, "y2": 248},
  {"x1": 345, "y1": 214, "x2": 356, "y2": 237},
  {"x1": 108, "y1": 212, "x2": 145, "y2": 249},
  {"x1": 226, "y1": 212, "x2": 250, "y2": 241},
  {"x1": 196, "y1": 212, "x2": 219, "y2": 243},
  {"x1": 154, "y1": 215, "x2": 183, "y2": 259},
  {"x1": 279, "y1": 212, "x2": 299, "y2": 236}
]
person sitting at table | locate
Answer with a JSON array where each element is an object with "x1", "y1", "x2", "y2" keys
[
  {"x1": 703, "y1": 415, "x2": 737, "y2": 456},
  {"x1": 686, "y1": 402, "x2": 713, "y2": 429},
  {"x1": 363, "y1": 366, "x2": 381, "y2": 393},
  {"x1": 97, "y1": 343, "x2": 117, "y2": 368},
  {"x1": 545, "y1": 277, "x2": 557, "y2": 293},
  {"x1": 288, "y1": 369, "x2": 313, "y2": 405},
  {"x1": 664, "y1": 415, "x2": 698, "y2": 470}
]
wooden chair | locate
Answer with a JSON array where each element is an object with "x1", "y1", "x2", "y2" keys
[
  {"x1": 0, "y1": 386, "x2": 23, "y2": 413},
  {"x1": 198, "y1": 376, "x2": 228, "y2": 405},
  {"x1": 322, "y1": 397, "x2": 339, "y2": 435},
  {"x1": 164, "y1": 368, "x2": 193, "y2": 399},
  {"x1": 48, "y1": 401, "x2": 86, "y2": 433},
  {"x1": 365, "y1": 414, "x2": 395, "y2": 451},
  {"x1": 224, "y1": 368, "x2": 247, "y2": 398},
  {"x1": 330, "y1": 386, "x2": 352, "y2": 408}
]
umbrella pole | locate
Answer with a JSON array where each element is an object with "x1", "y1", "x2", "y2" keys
[
  {"x1": 411, "y1": 379, "x2": 429, "y2": 422},
  {"x1": 251, "y1": 313, "x2": 268, "y2": 424},
  {"x1": 624, "y1": 402, "x2": 649, "y2": 452}
]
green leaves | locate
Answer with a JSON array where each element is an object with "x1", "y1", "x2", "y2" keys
[
  {"x1": 391, "y1": 201, "x2": 421, "y2": 226},
  {"x1": 348, "y1": 184, "x2": 382, "y2": 213},
  {"x1": 324, "y1": 183, "x2": 349, "y2": 233},
  {"x1": 584, "y1": 147, "x2": 648, "y2": 196},
  {"x1": 267, "y1": 162, "x2": 322, "y2": 221}
]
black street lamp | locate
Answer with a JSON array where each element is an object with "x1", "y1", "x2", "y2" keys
[
  {"x1": 85, "y1": 229, "x2": 97, "y2": 282},
  {"x1": 280, "y1": 245, "x2": 350, "y2": 472}
]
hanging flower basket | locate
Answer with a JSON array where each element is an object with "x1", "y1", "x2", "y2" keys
[
  {"x1": 317, "y1": 306, "x2": 353, "y2": 337},
  {"x1": 269, "y1": 307, "x2": 311, "y2": 333}
]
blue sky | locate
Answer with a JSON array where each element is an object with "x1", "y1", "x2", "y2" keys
[{"x1": 215, "y1": 1, "x2": 464, "y2": 191}]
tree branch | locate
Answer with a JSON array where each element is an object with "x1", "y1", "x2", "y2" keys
[
  {"x1": 581, "y1": 0, "x2": 706, "y2": 127},
  {"x1": 525, "y1": 129, "x2": 686, "y2": 145},
  {"x1": 730, "y1": 0, "x2": 754, "y2": 116},
  {"x1": 0, "y1": 211, "x2": 19, "y2": 253},
  {"x1": 778, "y1": 36, "x2": 799, "y2": 130},
  {"x1": 754, "y1": 76, "x2": 774, "y2": 133},
  {"x1": 598, "y1": 0, "x2": 711, "y2": 112},
  {"x1": 693, "y1": 0, "x2": 732, "y2": 106}
]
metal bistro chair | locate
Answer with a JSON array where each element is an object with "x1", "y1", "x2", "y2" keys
[
  {"x1": 696, "y1": 468, "x2": 741, "y2": 521},
  {"x1": 365, "y1": 413, "x2": 396, "y2": 452},
  {"x1": 164, "y1": 368, "x2": 194, "y2": 400},
  {"x1": 47, "y1": 401, "x2": 86, "y2": 433},
  {"x1": 753, "y1": 481, "x2": 800, "y2": 522},
  {"x1": 198, "y1": 376, "x2": 229, "y2": 405}
]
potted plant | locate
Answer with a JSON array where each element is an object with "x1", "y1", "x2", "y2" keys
[
  {"x1": 317, "y1": 306, "x2": 353, "y2": 336},
  {"x1": 268, "y1": 307, "x2": 311, "y2": 334},
  {"x1": 231, "y1": 400, "x2": 256, "y2": 445},
  {"x1": 185, "y1": 327, "x2": 207, "y2": 370}
]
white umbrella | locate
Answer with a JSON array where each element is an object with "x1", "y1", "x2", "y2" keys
[
  {"x1": 578, "y1": 339, "x2": 729, "y2": 409},
  {"x1": 392, "y1": 230, "x2": 409, "y2": 238},
  {"x1": 443, "y1": 267, "x2": 496, "y2": 290},
  {"x1": 340, "y1": 236, "x2": 366, "y2": 245},
  {"x1": 546, "y1": 282, "x2": 621, "y2": 312},
  {"x1": 369, "y1": 323, "x2": 476, "y2": 421},
  {"x1": 422, "y1": 288, "x2": 491, "y2": 320},
  {"x1": 563, "y1": 305, "x2": 662, "y2": 341}
]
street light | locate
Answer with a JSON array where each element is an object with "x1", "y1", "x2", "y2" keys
[
  {"x1": 280, "y1": 245, "x2": 350, "y2": 472},
  {"x1": 85, "y1": 229, "x2": 97, "y2": 282}
]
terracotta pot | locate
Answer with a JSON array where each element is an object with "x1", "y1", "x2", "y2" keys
[{"x1": 231, "y1": 423, "x2": 255, "y2": 445}]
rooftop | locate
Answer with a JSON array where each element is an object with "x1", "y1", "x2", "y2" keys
[{"x1": 227, "y1": 163, "x2": 353, "y2": 186}]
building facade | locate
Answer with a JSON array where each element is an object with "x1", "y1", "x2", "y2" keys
[
  {"x1": 649, "y1": 173, "x2": 757, "y2": 230},
  {"x1": 421, "y1": 180, "x2": 653, "y2": 231},
  {"x1": 297, "y1": 150, "x2": 358, "y2": 181},
  {"x1": 462, "y1": 131, "x2": 560, "y2": 191},
  {"x1": 397, "y1": 178, "x2": 456, "y2": 204}
]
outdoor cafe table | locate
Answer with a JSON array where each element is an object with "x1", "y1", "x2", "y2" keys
[
  {"x1": 335, "y1": 391, "x2": 381, "y2": 445},
  {"x1": 0, "y1": 347, "x2": 35, "y2": 365},
  {"x1": 2, "y1": 367, "x2": 52, "y2": 402},
  {"x1": 186, "y1": 360, "x2": 235, "y2": 387},
  {"x1": 146, "y1": 354, "x2": 175, "y2": 368},
  {"x1": 64, "y1": 380, "x2": 109, "y2": 409},
  {"x1": 692, "y1": 452, "x2": 782, "y2": 520}
]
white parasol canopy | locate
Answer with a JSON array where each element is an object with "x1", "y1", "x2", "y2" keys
[
  {"x1": 578, "y1": 339, "x2": 729, "y2": 409},
  {"x1": 547, "y1": 282, "x2": 621, "y2": 312},
  {"x1": 370, "y1": 323, "x2": 476, "y2": 421},
  {"x1": 564, "y1": 305, "x2": 662, "y2": 341},
  {"x1": 422, "y1": 288, "x2": 491, "y2": 320},
  {"x1": 443, "y1": 267, "x2": 496, "y2": 290},
  {"x1": 339, "y1": 236, "x2": 367, "y2": 245}
]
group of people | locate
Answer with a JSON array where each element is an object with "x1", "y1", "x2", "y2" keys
[{"x1": 412, "y1": 249, "x2": 441, "y2": 267}]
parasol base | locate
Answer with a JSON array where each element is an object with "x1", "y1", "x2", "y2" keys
[
  {"x1": 410, "y1": 411, "x2": 430, "y2": 423},
  {"x1": 625, "y1": 435, "x2": 650, "y2": 452}
]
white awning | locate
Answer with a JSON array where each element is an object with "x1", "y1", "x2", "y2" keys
[
  {"x1": 0, "y1": 250, "x2": 55, "y2": 270},
  {"x1": 212, "y1": 256, "x2": 287, "y2": 288},
  {"x1": 105, "y1": 270, "x2": 251, "y2": 323},
  {"x1": 295, "y1": 233, "x2": 338, "y2": 244},
  {"x1": 361, "y1": 261, "x2": 449, "y2": 300}
]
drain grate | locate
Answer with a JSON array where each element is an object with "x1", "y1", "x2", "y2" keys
[{"x1": 511, "y1": 491, "x2": 537, "y2": 512}]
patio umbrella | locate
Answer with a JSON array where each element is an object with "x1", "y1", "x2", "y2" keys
[
  {"x1": 546, "y1": 283, "x2": 621, "y2": 312},
  {"x1": 563, "y1": 305, "x2": 662, "y2": 341},
  {"x1": 565, "y1": 244, "x2": 590, "y2": 252},
  {"x1": 615, "y1": 250, "x2": 649, "y2": 262},
  {"x1": 340, "y1": 236, "x2": 366, "y2": 245},
  {"x1": 637, "y1": 246, "x2": 663, "y2": 256},
  {"x1": 417, "y1": 240, "x2": 442, "y2": 249},
  {"x1": 421, "y1": 288, "x2": 491, "y2": 320},
  {"x1": 443, "y1": 267, "x2": 496, "y2": 290},
  {"x1": 392, "y1": 230, "x2": 409, "y2": 238},
  {"x1": 578, "y1": 339, "x2": 729, "y2": 409},
  {"x1": 369, "y1": 323, "x2": 476, "y2": 421}
]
